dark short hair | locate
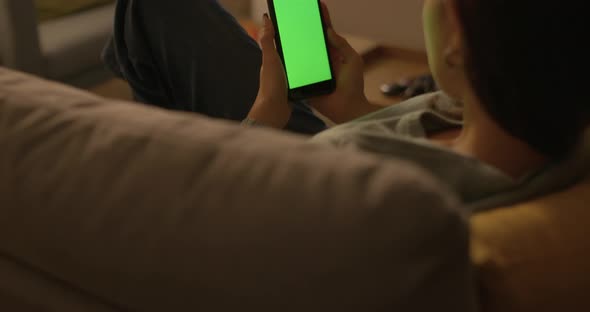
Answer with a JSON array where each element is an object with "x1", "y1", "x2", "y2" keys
[{"x1": 455, "y1": 0, "x2": 589, "y2": 158}]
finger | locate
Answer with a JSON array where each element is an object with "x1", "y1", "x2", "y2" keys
[
  {"x1": 259, "y1": 14, "x2": 284, "y2": 71},
  {"x1": 258, "y1": 14, "x2": 287, "y2": 85},
  {"x1": 259, "y1": 14, "x2": 276, "y2": 53},
  {"x1": 320, "y1": 2, "x2": 333, "y2": 29},
  {"x1": 326, "y1": 28, "x2": 359, "y2": 63}
]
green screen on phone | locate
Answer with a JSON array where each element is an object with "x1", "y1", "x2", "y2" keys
[{"x1": 273, "y1": 0, "x2": 332, "y2": 90}]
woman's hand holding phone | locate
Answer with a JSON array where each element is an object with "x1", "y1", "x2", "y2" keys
[{"x1": 248, "y1": 3, "x2": 379, "y2": 128}]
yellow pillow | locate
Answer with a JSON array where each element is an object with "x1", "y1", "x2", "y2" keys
[
  {"x1": 471, "y1": 179, "x2": 590, "y2": 312},
  {"x1": 36, "y1": 0, "x2": 114, "y2": 22}
]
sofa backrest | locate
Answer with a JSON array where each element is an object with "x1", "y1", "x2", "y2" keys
[
  {"x1": 0, "y1": 67, "x2": 477, "y2": 311},
  {"x1": 472, "y1": 178, "x2": 590, "y2": 312},
  {"x1": 470, "y1": 125, "x2": 590, "y2": 311}
]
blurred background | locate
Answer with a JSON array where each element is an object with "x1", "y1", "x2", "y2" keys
[{"x1": 0, "y1": 0, "x2": 429, "y2": 106}]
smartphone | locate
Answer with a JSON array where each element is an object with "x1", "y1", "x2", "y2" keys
[{"x1": 267, "y1": 0, "x2": 336, "y2": 100}]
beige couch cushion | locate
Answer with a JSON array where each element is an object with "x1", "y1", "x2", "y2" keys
[
  {"x1": 0, "y1": 67, "x2": 477, "y2": 311},
  {"x1": 471, "y1": 178, "x2": 590, "y2": 312},
  {"x1": 38, "y1": 3, "x2": 115, "y2": 80},
  {"x1": 36, "y1": 0, "x2": 115, "y2": 21}
]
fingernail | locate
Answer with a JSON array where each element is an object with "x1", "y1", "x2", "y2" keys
[{"x1": 261, "y1": 14, "x2": 267, "y2": 27}]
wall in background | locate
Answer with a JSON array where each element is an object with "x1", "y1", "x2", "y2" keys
[
  {"x1": 250, "y1": 0, "x2": 425, "y2": 52},
  {"x1": 218, "y1": 0, "x2": 250, "y2": 16}
]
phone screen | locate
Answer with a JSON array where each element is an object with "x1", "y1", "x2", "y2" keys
[{"x1": 273, "y1": 0, "x2": 333, "y2": 90}]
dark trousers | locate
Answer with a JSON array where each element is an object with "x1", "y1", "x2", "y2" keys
[{"x1": 102, "y1": 0, "x2": 326, "y2": 134}]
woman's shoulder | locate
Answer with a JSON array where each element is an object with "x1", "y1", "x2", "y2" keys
[
  {"x1": 355, "y1": 91, "x2": 462, "y2": 122},
  {"x1": 312, "y1": 91, "x2": 463, "y2": 144}
]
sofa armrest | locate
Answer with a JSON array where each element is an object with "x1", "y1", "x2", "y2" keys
[{"x1": 0, "y1": 0, "x2": 43, "y2": 74}]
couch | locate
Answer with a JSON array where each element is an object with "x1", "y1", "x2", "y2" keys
[
  {"x1": 0, "y1": 0, "x2": 115, "y2": 87},
  {"x1": 1, "y1": 67, "x2": 589, "y2": 311},
  {"x1": 0, "y1": 67, "x2": 477, "y2": 311}
]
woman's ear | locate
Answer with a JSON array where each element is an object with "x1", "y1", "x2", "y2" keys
[{"x1": 443, "y1": 0, "x2": 465, "y2": 68}]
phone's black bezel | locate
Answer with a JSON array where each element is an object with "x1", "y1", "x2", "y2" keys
[{"x1": 266, "y1": 0, "x2": 336, "y2": 101}]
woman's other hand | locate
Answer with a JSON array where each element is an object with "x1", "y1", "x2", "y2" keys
[{"x1": 309, "y1": 3, "x2": 379, "y2": 124}]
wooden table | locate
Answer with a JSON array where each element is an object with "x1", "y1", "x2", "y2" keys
[{"x1": 362, "y1": 47, "x2": 430, "y2": 107}]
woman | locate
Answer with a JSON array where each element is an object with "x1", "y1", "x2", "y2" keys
[{"x1": 104, "y1": 0, "x2": 589, "y2": 208}]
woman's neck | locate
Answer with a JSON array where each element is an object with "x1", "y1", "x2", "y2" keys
[{"x1": 451, "y1": 95, "x2": 549, "y2": 179}]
